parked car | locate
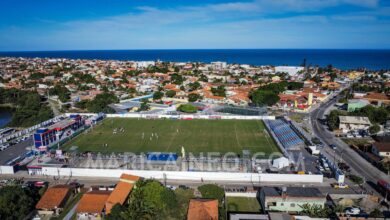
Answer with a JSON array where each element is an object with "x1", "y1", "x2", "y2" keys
[
  {"x1": 333, "y1": 183, "x2": 349, "y2": 189},
  {"x1": 345, "y1": 207, "x2": 361, "y2": 215}
]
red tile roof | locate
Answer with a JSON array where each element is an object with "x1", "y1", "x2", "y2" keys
[
  {"x1": 373, "y1": 142, "x2": 390, "y2": 152},
  {"x1": 105, "y1": 174, "x2": 140, "y2": 214},
  {"x1": 36, "y1": 185, "x2": 71, "y2": 210},
  {"x1": 76, "y1": 191, "x2": 111, "y2": 214},
  {"x1": 187, "y1": 199, "x2": 218, "y2": 220}
]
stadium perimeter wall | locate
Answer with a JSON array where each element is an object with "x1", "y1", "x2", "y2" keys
[
  {"x1": 0, "y1": 166, "x2": 15, "y2": 174},
  {"x1": 65, "y1": 113, "x2": 275, "y2": 120},
  {"x1": 40, "y1": 167, "x2": 323, "y2": 183}
]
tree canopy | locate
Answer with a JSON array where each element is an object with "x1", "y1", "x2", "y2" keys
[
  {"x1": 198, "y1": 184, "x2": 225, "y2": 202},
  {"x1": 49, "y1": 84, "x2": 70, "y2": 103},
  {"x1": 153, "y1": 91, "x2": 164, "y2": 100},
  {"x1": 0, "y1": 186, "x2": 40, "y2": 220},
  {"x1": 165, "y1": 90, "x2": 176, "y2": 98},
  {"x1": 211, "y1": 86, "x2": 226, "y2": 97},
  {"x1": 188, "y1": 93, "x2": 201, "y2": 102},
  {"x1": 0, "y1": 88, "x2": 54, "y2": 127},
  {"x1": 121, "y1": 180, "x2": 178, "y2": 220},
  {"x1": 250, "y1": 90, "x2": 280, "y2": 106},
  {"x1": 177, "y1": 104, "x2": 197, "y2": 113},
  {"x1": 86, "y1": 92, "x2": 118, "y2": 113}
]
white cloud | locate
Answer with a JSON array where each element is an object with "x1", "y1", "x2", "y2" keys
[{"x1": 0, "y1": 0, "x2": 387, "y2": 50}]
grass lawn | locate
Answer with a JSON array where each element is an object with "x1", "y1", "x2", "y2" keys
[
  {"x1": 62, "y1": 118, "x2": 279, "y2": 155},
  {"x1": 226, "y1": 197, "x2": 261, "y2": 212}
]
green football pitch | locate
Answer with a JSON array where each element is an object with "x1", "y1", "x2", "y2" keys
[{"x1": 62, "y1": 118, "x2": 279, "y2": 155}]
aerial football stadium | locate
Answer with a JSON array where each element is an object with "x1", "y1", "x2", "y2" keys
[{"x1": 62, "y1": 117, "x2": 280, "y2": 156}]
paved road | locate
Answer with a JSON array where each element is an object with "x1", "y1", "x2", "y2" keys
[
  {"x1": 0, "y1": 137, "x2": 33, "y2": 165},
  {"x1": 310, "y1": 92, "x2": 390, "y2": 184},
  {"x1": 63, "y1": 200, "x2": 79, "y2": 220}
]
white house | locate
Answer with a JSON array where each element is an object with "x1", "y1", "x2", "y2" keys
[
  {"x1": 339, "y1": 116, "x2": 371, "y2": 133},
  {"x1": 274, "y1": 66, "x2": 304, "y2": 76}
]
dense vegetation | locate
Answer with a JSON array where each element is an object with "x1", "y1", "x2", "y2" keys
[
  {"x1": 49, "y1": 84, "x2": 71, "y2": 103},
  {"x1": 0, "y1": 88, "x2": 53, "y2": 127},
  {"x1": 85, "y1": 92, "x2": 119, "y2": 113},
  {"x1": 250, "y1": 81, "x2": 303, "y2": 106},
  {"x1": 327, "y1": 105, "x2": 390, "y2": 131},
  {"x1": 0, "y1": 185, "x2": 42, "y2": 220},
  {"x1": 107, "y1": 180, "x2": 225, "y2": 220},
  {"x1": 165, "y1": 90, "x2": 176, "y2": 98},
  {"x1": 107, "y1": 180, "x2": 195, "y2": 220},
  {"x1": 197, "y1": 184, "x2": 226, "y2": 220},
  {"x1": 188, "y1": 93, "x2": 201, "y2": 102},
  {"x1": 211, "y1": 85, "x2": 226, "y2": 97}
]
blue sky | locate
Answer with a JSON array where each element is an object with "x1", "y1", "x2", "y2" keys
[{"x1": 0, "y1": 0, "x2": 389, "y2": 51}]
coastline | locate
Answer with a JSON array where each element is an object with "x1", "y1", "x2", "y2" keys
[{"x1": 1, "y1": 49, "x2": 389, "y2": 70}]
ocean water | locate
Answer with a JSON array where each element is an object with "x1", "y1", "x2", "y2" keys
[{"x1": 0, "y1": 49, "x2": 389, "y2": 70}]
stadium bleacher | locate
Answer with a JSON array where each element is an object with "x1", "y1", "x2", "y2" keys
[{"x1": 264, "y1": 119, "x2": 304, "y2": 150}]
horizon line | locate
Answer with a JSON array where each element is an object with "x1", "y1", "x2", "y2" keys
[{"x1": 1, "y1": 48, "x2": 390, "y2": 53}]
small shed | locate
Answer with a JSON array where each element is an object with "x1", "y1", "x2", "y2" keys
[{"x1": 272, "y1": 157, "x2": 290, "y2": 169}]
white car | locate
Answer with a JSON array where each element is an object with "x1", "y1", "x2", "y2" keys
[{"x1": 345, "y1": 207, "x2": 360, "y2": 215}]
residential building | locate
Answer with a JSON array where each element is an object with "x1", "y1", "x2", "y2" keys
[
  {"x1": 259, "y1": 187, "x2": 326, "y2": 213},
  {"x1": 105, "y1": 174, "x2": 140, "y2": 214},
  {"x1": 274, "y1": 66, "x2": 304, "y2": 76},
  {"x1": 35, "y1": 185, "x2": 72, "y2": 216},
  {"x1": 187, "y1": 199, "x2": 219, "y2": 220},
  {"x1": 372, "y1": 142, "x2": 390, "y2": 158},
  {"x1": 360, "y1": 92, "x2": 390, "y2": 105},
  {"x1": 338, "y1": 116, "x2": 371, "y2": 133},
  {"x1": 76, "y1": 191, "x2": 111, "y2": 220}
]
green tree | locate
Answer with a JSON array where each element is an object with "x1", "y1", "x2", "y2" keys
[
  {"x1": 75, "y1": 100, "x2": 89, "y2": 109},
  {"x1": 170, "y1": 73, "x2": 184, "y2": 85},
  {"x1": 124, "y1": 187, "x2": 157, "y2": 220},
  {"x1": 0, "y1": 186, "x2": 38, "y2": 220},
  {"x1": 347, "y1": 174, "x2": 364, "y2": 185},
  {"x1": 86, "y1": 92, "x2": 118, "y2": 113},
  {"x1": 287, "y1": 82, "x2": 304, "y2": 90},
  {"x1": 188, "y1": 93, "x2": 201, "y2": 102},
  {"x1": 124, "y1": 180, "x2": 178, "y2": 219},
  {"x1": 49, "y1": 85, "x2": 70, "y2": 103},
  {"x1": 165, "y1": 90, "x2": 176, "y2": 98},
  {"x1": 327, "y1": 110, "x2": 347, "y2": 131},
  {"x1": 369, "y1": 124, "x2": 380, "y2": 134},
  {"x1": 188, "y1": 82, "x2": 201, "y2": 91},
  {"x1": 198, "y1": 184, "x2": 224, "y2": 202},
  {"x1": 299, "y1": 204, "x2": 332, "y2": 218},
  {"x1": 198, "y1": 184, "x2": 226, "y2": 220},
  {"x1": 177, "y1": 104, "x2": 197, "y2": 113},
  {"x1": 174, "y1": 188, "x2": 194, "y2": 219},
  {"x1": 29, "y1": 72, "x2": 45, "y2": 80},
  {"x1": 250, "y1": 90, "x2": 280, "y2": 106},
  {"x1": 211, "y1": 86, "x2": 226, "y2": 97},
  {"x1": 106, "y1": 204, "x2": 126, "y2": 220},
  {"x1": 199, "y1": 74, "x2": 208, "y2": 82},
  {"x1": 4, "y1": 90, "x2": 54, "y2": 127},
  {"x1": 153, "y1": 91, "x2": 164, "y2": 100},
  {"x1": 138, "y1": 100, "x2": 150, "y2": 112}
]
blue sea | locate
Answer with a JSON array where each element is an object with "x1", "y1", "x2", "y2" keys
[{"x1": 0, "y1": 49, "x2": 389, "y2": 70}]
